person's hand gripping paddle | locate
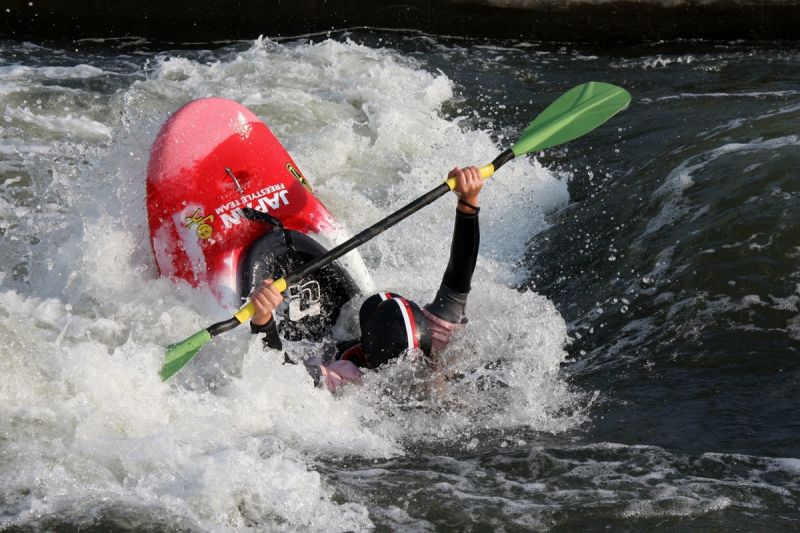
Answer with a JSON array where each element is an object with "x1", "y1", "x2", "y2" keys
[{"x1": 159, "y1": 81, "x2": 632, "y2": 380}]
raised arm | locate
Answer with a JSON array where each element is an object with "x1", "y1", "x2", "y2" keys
[{"x1": 425, "y1": 166, "x2": 482, "y2": 327}]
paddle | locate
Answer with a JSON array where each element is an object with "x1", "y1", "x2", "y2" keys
[{"x1": 160, "y1": 81, "x2": 631, "y2": 380}]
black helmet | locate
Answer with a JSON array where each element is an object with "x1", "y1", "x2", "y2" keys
[{"x1": 359, "y1": 292, "x2": 432, "y2": 366}]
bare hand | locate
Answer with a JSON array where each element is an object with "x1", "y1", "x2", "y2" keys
[
  {"x1": 449, "y1": 166, "x2": 483, "y2": 213},
  {"x1": 250, "y1": 279, "x2": 284, "y2": 326}
]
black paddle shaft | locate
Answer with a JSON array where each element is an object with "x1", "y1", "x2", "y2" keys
[
  {"x1": 206, "y1": 182, "x2": 451, "y2": 336},
  {"x1": 286, "y1": 149, "x2": 514, "y2": 285},
  {"x1": 287, "y1": 182, "x2": 448, "y2": 284},
  {"x1": 206, "y1": 150, "x2": 514, "y2": 337}
]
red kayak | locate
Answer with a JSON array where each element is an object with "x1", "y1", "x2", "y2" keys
[{"x1": 147, "y1": 97, "x2": 368, "y2": 340}]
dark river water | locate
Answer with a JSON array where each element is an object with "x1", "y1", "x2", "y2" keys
[{"x1": 1, "y1": 32, "x2": 799, "y2": 531}]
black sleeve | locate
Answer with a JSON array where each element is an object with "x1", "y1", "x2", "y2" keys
[
  {"x1": 442, "y1": 209, "x2": 479, "y2": 293},
  {"x1": 250, "y1": 319, "x2": 283, "y2": 351},
  {"x1": 425, "y1": 209, "x2": 479, "y2": 323}
]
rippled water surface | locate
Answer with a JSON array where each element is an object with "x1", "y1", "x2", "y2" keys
[{"x1": 1, "y1": 33, "x2": 799, "y2": 531}]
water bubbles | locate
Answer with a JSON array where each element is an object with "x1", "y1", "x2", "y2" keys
[{"x1": 0, "y1": 34, "x2": 588, "y2": 531}]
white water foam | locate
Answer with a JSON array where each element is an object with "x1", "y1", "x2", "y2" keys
[{"x1": 0, "y1": 38, "x2": 578, "y2": 530}]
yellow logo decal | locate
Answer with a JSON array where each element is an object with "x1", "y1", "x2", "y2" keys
[
  {"x1": 185, "y1": 208, "x2": 214, "y2": 239},
  {"x1": 286, "y1": 162, "x2": 313, "y2": 192}
]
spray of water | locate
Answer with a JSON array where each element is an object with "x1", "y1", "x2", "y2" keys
[{"x1": 0, "y1": 37, "x2": 581, "y2": 530}]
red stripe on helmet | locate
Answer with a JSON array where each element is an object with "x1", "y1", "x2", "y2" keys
[{"x1": 393, "y1": 297, "x2": 419, "y2": 351}]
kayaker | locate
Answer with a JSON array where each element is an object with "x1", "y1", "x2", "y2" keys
[{"x1": 249, "y1": 166, "x2": 483, "y2": 391}]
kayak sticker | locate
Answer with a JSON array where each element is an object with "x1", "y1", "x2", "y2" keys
[
  {"x1": 214, "y1": 183, "x2": 290, "y2": 229},
  {"x1": 286, "y1": 162, "x2": 313, "y2": 192},
  {"x1": 287, "y1": 280, "x2": 321, "y2": 320},
  {"x1": 173, "y1": 206, "x2": 209, "y2": 284},
  {"x1": 185, "y1": 208, "x2": 214, "y2": 239}
]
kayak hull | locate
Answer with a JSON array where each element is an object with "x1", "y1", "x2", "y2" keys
[{"x1": 147, "y1": 97, "x2": 368, "y2": 339}]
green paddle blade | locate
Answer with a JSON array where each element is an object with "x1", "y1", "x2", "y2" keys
[
  {"x1": 512, "y1": 82, "x2": 631, "y2": 157},
  {"x1": 160, "y1": 329, "x2": 212, "y2": 381}
]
